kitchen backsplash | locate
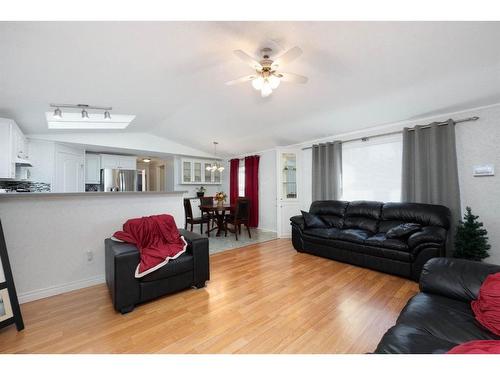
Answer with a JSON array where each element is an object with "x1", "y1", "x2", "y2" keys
[
  {"x1": 0, "y1": 181, "x2": 51, "y2": 192},
  {"x1": 85, "y1": 184, "x2": 101, "y2": 192}
]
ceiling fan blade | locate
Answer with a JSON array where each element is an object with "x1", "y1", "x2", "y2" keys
[
  {"x1": 272, "y1": 46, "x2": 303, "y2": 68},
  {"x1": 276, "y1": 72, "x2": 308, "y2": 84},
  {"x1": 225, "y1": 74, "x2": 258, "y2": 86},
  {"x1": 233, "y1": 50, "x2": 263, "y2": 70}
]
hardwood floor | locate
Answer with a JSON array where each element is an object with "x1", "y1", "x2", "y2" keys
[{"x1": 0, "y1": 239, "x2": 418, "y2": 353}]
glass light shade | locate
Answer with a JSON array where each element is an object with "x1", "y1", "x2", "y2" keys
[
  {"x1": 261, "y1": 80, "x2": 273, "y2": 97},
  {"x1": 251, "y1": 76, "x2": 264, "y2": 90},
  {"x1": 206, "y1": 165, "x2": 212, "y2": 171},
  {"x1": 268, "y1": 75, "x2": 281, "y2": 89},
  {"x1": 217, "y1": 166, "x2": 225, "y2": 172}
]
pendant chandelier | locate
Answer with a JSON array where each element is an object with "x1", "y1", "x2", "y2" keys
[{"x1": 206, "y1": 141, "x2": 225, "y2": 173}]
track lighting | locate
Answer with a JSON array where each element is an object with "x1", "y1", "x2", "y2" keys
[
  {"x1": 53, "y1": 108, "x2": 62, "y2": 119},
  {"x1": 81, "y1": 109, "x2": 89, "y2": 119},
  {"x1": 104, "y1": 111, "x2": 111, "y2": 120}
]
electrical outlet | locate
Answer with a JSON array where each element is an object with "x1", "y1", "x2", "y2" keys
[{"x1": 86, "y1": 250, "x2": 94, "y2": 262}]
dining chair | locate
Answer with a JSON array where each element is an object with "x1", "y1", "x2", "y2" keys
[
  {"x1": 200, "y1": 196, "x2": 217, "y2": 229},
  {"x1": 224, "y1": 197, "x2": 251, "y2": 241},
  {"x1": 183, "y1": 198, "x2": 210, "y2": 234}
]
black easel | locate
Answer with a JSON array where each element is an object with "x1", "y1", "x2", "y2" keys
[{"x1": 0, "y1": 219, "x2": 24, "y2": 331}]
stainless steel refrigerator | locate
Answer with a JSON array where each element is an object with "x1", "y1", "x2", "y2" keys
[{"x1": 100, "y1": 169, "x2": 138, "y2": 192}]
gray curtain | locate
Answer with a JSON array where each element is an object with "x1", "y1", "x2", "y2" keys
[
  {"x1": 402, "y1": 119, "x2": 461, "y2": 256},
  {"x1": 312, "y1": 141, "x2": 342, "y2": 201}
]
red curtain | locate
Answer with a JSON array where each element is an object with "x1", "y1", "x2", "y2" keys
[
  {"x1": 244, "y1": 155, "x2": 260, "y2": 228},
  {"x1": 229, "y1": 158, "x2": 239, "y2": 205}
]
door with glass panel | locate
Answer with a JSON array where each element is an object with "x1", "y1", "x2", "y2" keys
[{"x1": 276, "y1": 149, "x2": 301, "y2": 238}]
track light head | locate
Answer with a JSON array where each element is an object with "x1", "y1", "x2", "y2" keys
[
  {"x1": 53, "y1": 108, "x2": 62, "y2": 119},
  {"x1": 104, "y1": 111, "x2": 111, "y2": 120},
  {"x1": 81, "y1": 109, "x2": 89, "y2": 119}
]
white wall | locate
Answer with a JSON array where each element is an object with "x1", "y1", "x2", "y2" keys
[
  {"x1": 296, "y1": 103, "x2": 500, "y2": 265},
  {"x1": 0, "y1": 193, "x2": 185, "y2": 303}
]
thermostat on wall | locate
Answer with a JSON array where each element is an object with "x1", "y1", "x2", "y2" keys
[{"x1": 473, "y1": 164, "x2": 495, "y2": 177}]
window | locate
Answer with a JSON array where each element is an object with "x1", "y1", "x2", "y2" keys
[
  {"x1": 238, "y1": 159, "x2": 245, "y2": 196},
  {"x1": 341, "y1": 134, "x2": 402, "y2": 202}
]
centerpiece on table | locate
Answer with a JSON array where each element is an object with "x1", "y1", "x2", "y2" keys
[{"x1": 214, "y1": 192, "x2": 227, "y2": 206}]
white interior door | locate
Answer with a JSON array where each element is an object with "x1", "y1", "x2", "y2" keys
[
  {"x1": 276, "y1": 149, "x2": 301, "y2": 238},
  {"x1": 55, "y1": 147, "x2": 84, "y2": 192}
]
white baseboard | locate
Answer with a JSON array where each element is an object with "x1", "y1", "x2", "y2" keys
[
  {"x1": 256, "y1": 227, "x2": 277, "y2": 233},
  {"x1": 18, "y1": 275, "x2": 105, "y2": 304}
]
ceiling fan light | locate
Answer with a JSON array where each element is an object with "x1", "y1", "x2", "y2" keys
[
  {"x1": 268, "y1": 75, "x2": 281, "y2": 89},
  {"x1": 261, "y1": 81, "x2": 273, "y2": 97},
  {"x1": 251, "y1": 76, "x2": 264, "y2": 90}
]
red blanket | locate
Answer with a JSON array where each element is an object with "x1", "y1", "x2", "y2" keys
[
  {"x1": 447, "y1": 340, "x2": 500, "y2": 354},
  {"x1": 471, "y1": 272, "x2": 500, "y2": 336},
  {"x1": 113, "y1": 214, "x2": 187, "y2": 278}
]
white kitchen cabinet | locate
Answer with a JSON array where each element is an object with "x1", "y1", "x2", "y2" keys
[
  {"x1": 54, "y1": 144, "x2": 85, "y2": 193},
  {"x1": 85, "y1": 153, "x2": 101, "y2": 184},
  {"x1": 181, "y1": 158, "x2": 222, "y2": 184},
  {"x1": 100, "y1": 154, "x2": 137, "y2": 170},
  {"x1": 0, "y1": 118, "x2": 29, "y2": 179}
]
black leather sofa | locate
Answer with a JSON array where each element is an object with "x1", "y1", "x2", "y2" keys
[
  {"x1": 375, "y1": 258, "x2": 500, "y2": 353},
  {"x1": 105, "y1": 229, "x2": 210, "y2": 314},
  {"x1": 290, "y1": 200, "x2": 450, "y2": 280}
]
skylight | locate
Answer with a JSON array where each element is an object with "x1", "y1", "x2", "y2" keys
[{"x1": 45, "y1": 112, "x2": 135, "y2": 129}]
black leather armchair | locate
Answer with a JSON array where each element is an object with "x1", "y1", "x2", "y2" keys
[
  {"x1": 105, "y1": 229, "x2": 210, "y2": 314},
  {"x1": 374, "y1": 258, "x2": 500, "y2": 354}
]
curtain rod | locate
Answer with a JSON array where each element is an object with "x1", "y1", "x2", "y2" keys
[{"x1": 301, "y1": 116, "x2": 479, "y2": 150}]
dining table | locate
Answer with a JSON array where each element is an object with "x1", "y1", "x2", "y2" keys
[{"x1": 199, "y1": 202, "x2": 235, "y2": 237}]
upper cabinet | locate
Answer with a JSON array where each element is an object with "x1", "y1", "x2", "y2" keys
[
  {"x1": 100, "y1": 154, "x2": 137, "y2": 170},
  {"x1": 0, "y1": 118, "x2": 30, "y2": 179},
  {"x1": 181, "y1": 158, "x2": 222, "y2": 184},
  {"x1": 85, "y1": 154, "x2": 101, "y2": 184}
]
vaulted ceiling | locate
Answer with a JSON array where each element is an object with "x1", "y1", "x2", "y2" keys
[{"x1": 1, "y1": 21, "x2": 500, "y2": 156}]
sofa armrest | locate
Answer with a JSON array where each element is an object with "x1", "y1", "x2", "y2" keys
[
  {"x1": 179, "y1": 229, "x2": 210, "y2": 287},
  {"x1": 105, "y1": 238, "x2": 141, "y2": 313},
  {"x1": 408, "y1": 226, "x2": 446, "y2": 252},
  {"x1": 419, "y1": 257, "x2": 500, "y2": 302},
  {"x1": 290, "y1": 215, "x2": 304, "y2": 230}
]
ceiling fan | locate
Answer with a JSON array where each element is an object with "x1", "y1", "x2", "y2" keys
[{"x1": 226, "y1": 46, "x2": 308, "y2": 97}]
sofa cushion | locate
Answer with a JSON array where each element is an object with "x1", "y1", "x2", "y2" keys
[
  {"x1": 365, "y1": 233, "x2": 409, "y2": 251},
  {"x1": 309, "y1": 200, "x2": 349, "y2": 216},
  {"x1": 335, "y1": 228, "x2": 372, "y2": 243},
  {"x1": 374, "y1": 324, "x2": 456, "y2": 354},
  {"x1": 302, "y1": 230, "x2": 410, "y2": 262},
  {"x1": 382, "y1": 202, "x2": 451, "y2": 229},
  {"x1": 303, "y1": 227, "x2": 341, "y2": 239},
  {"x1": 140, "y1": 252, "x2": 194, "y2": 282},
  {"x1": 301, "y1": 211, "x2": 329, "y2": 229},
  {"x1": 309, "y1": 201, "x2": 348, "y2": 228},
  {"x1": 320, "y1": 214, "x2": 344, "y2": 229},
  {"x1": 386, "y1": 223, "x2": 422, "y2": 239},
  {"x1": 396, "y1": 293, "x2": 500, "y2": 343},
  {"x1": 343, "y1": 201, "x2": 383, "y2": 233}
]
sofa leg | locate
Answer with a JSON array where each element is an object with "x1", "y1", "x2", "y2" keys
[
  {"x1": 119, "y1": 305, "x2": 135, "y2": 314},
  {"x1": 194, "y1": 281, "x2": 206, "y2": 289}
]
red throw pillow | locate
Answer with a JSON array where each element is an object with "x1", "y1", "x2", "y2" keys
[
  {"x1": 471, "y1": 272, "x2": 500, "y2": 336},
  {"x1": 447, "y1": 340, "x2": 500, "y2": 354}
]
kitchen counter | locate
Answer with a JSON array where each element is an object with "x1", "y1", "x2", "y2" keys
[{"x1": 0, "y1": 191, "x2": 188, "y2": 198}]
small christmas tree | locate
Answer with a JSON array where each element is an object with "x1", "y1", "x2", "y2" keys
[{"x1": 453, "y1": 207, "x2": 490, "y2": 261}]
